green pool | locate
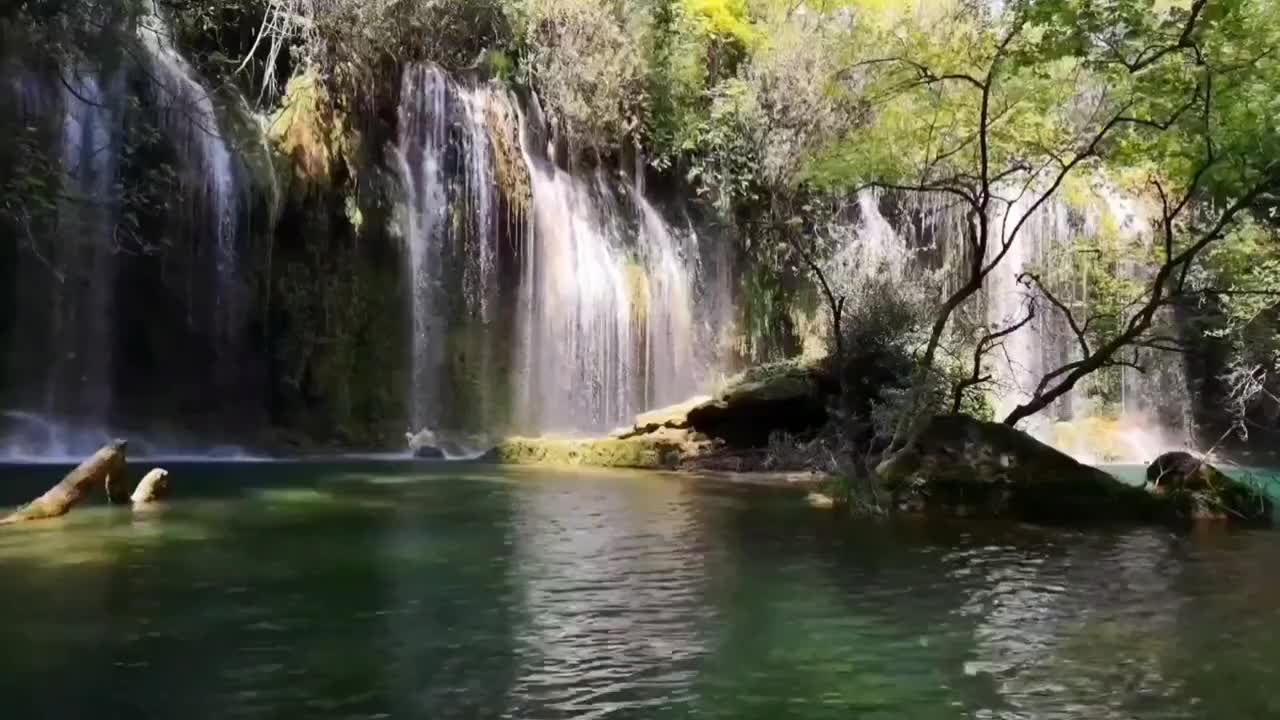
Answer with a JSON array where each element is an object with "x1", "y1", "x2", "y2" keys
[{"x1": 2, "y1": 461, "x2": 1278, "y2": 719}]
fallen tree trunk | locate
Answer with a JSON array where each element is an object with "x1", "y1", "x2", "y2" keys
[{"x1": 0, "y1": 440, "x2": 129, "y2": 525}]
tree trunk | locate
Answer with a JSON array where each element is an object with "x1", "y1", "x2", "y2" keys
[{"x1": 1, "y1": 440, "x2": 129, "y2": 525}]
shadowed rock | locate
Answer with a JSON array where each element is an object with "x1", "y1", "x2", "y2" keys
[
  {"x1": 406, "y1": 429, "x2": 444, "y2": 458},
  {"x1": 877, "y1": 416, "x2": 1161, "y2": 523},
  {"x1": 1147, "y1": 451, "x2": 1272, "y2": 523}
]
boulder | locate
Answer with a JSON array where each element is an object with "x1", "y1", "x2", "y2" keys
[
  {"x1": 614, "y1": 395, "x2": 710, "y2": 439},
  {"x1": 877, "y1": 416, "x2": 1160, "y2": 523},
  {"x1": 407, "y1": 429, "x2": 444, "y2": 459},
  {"x1": 131, "y1": 468, "x2": 171, "y2": 505},
  {"x1": 1146, "y1": 451, "x2": 1272, "y2": 523},
  {"x1": 2, "y1": 440, "x2": 129, "y2": 525},
  {"x1": 413, "y1": 445, "x2": 445, "y2": 459},
  {"x1": 685, "y1": 360, "x2": 834, "y2": 447}
]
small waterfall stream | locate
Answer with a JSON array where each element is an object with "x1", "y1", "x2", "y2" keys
[
  {"x1": 138, "y1": 8, "x2": 244, "y2": 340},
  {"x1": 52, "y1": 68, "x2": 124, "y2": 427},
  {"x1": 394, "y1": 65, "x2": 452, "y2": 432}
]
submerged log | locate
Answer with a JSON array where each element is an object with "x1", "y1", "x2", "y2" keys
[
  {"x1": 1, "y1": 440, "x2": 129, "y2": 525},
  {"x1": 131, "y1": 468, "x2": 170, "y2": 506}
]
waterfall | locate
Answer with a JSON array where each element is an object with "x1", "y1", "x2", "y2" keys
[
  {"x1": 984, "y1": 194, "x2": 1075, "y2": 427},
  {"x1": 394, "y1": 65, "x2": 451, "y2": 431},
  {"x1": 2, "y1": 12, "x2": 251, "y2": 459},
  {"x1": 514, "y1": 94, "x2": 710, "y2": 433},
  {"x1": 393, "y1": 64, "x2": 723, "y2": 436},
  {"x1": 51, "y1": 67, "x2": 125, "y2": 428},
  {"x1": 138, "y1": 9, "x2": 244, "y2": 340}
]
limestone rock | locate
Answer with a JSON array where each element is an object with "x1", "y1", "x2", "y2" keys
[
  {"x1": 685, "y1": 360, "x2": 834, "y2": 447},
  {"x1": 406, "y1": 429, "x2": 443, "y2": 459},
  {"x1": 2, "y1": 440, "x2": 129, "y2": 525},
  {"x1": 131, "y1": 468, "x2": 170, "y2": 505},
  {"x1": 414, "y1": 445, "x2": 445, "y2": 459},
  {"x1": 483, "y1": 431, "x2": 706, "y2": 470},
  {"x1": 877, "y1": 416, "x2": 1158, "y2": 523},
  {"x1": 1146, "y1": 451, "x2": 1272, "y2": 523},
  {"x1": 614, "y1": 395, "x2": 711, "y2": 439}
]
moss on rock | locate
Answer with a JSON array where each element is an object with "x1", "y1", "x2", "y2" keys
[
  {"x1": 685, "y1": 358, "x2": 834, "y2": 447},
  {"x1": 878, "y1": 415, "x2": 1164, "y2": 523},
  {"x1": 1147, "y1": 451, "x2": 1273, "y2": 523},
  {"x1": 483, "y1": 431, "x2": 706, "y2": 470}
]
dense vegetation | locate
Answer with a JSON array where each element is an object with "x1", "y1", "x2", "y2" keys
[{"x1": 4, "y1": 0, "x2": 1280, "y2": 459}]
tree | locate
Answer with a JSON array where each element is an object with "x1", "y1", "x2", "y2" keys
[{"x1": 803, "y1": 0, "x2": 1280, "y2": 449}]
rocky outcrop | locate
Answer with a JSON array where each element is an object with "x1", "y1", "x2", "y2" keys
[
  {"x1": 613, "y1": 396, "x2": 710, "y2": 439},
  {"x1": 878, "y1": 416, "x2": 1162, "y2": 523},
  {"x1": 1, "y1": 440, "x2": 129, "y2": 524},
  {"x1": 686, "y1": 360, "x2": 834, "y2": 447},
  {"x1": 489, "y1": 360, "x2": 836, "y2": 471},
  {"x1": 606, "y1": 360, "x2": 835, "y2": 448},
  {"x1": 1146, "y1": 451, "x2": 1272, "y2": 522}
]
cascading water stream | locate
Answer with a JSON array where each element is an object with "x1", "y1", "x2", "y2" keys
[
  {"x1": 393, "y1": 64, "x2": 722, "y2": 436},
  {"x1": 53, "y1": 67, "x2": 123, "y2": 428},
  {"x1": 138, "y1": 8, "x2": 243, "y2": 339},
  {"x1": 513, "y1": 92, "x2": 710, "y2": 433},
  {"x1": 394, "y1": 65, "x2": 451, "y2": 432}
]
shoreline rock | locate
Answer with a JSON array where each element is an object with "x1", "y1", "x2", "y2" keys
[
  {"x1": 1147, "y1": 451, "x2": 1272, "y2": 523},
  {"x1": 877, "y1": 415, "x2": 1165, "y2": 523}
]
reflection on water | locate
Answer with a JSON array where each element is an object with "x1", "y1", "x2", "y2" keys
[
  {"x1": 2, "y1": 462, "x2": 1280, "y2": 719},
  {"x1": 954, "y1": 531, "x2": 1186, "y2": 719},
  {"x1": 509, "y1": 472, "x2": 710, "y2": 717}
]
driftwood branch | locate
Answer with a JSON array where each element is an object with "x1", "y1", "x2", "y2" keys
[{"x1": 1, "y1": 440, "x2": 129, "y2": 525}]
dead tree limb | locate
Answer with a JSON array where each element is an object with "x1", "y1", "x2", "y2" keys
[{"x1": 1, "y1": 440, "x2": 129, "y2": 525}]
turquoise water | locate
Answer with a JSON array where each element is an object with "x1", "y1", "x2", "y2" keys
[{"x1": 2, "y1": 461, "x2": 1280, "y2": 719}]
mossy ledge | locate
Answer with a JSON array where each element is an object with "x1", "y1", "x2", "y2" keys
[
  {"x1": 482, "y1": 358, "x2": 834, "y2": 471},
  {"x1": 481, "y1": 434, "x2": 704, "y2": 470}
]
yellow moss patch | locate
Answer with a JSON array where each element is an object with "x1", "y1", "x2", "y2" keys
[
  {"x1": 488, "y1": 433, "x2": 705, "y2": 470},
  {"x1": 268, "y1": 71, "x2": 358, "y2": 188},
  {"x1": 624, "y1": 262, "x2": 651, "y2": 324},
  {"x1": 484, "y1": 92, "x2": 532, "y2": 210}
]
